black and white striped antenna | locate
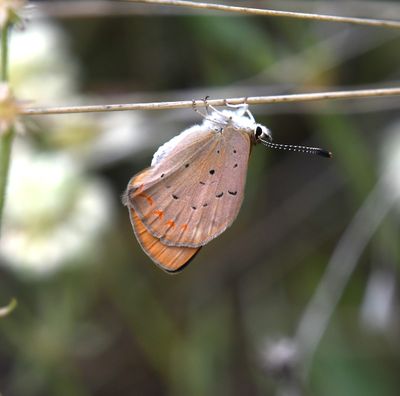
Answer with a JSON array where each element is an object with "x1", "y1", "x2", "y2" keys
[{"x1": 260, "y1": 139, "x2": 332, "y2": 158}]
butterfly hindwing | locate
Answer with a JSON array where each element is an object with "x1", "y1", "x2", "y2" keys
[{"x1": 129, "y1": 207, "x2": 201, "y2": 272}]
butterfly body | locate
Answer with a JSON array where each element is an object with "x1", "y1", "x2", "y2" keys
[{"x1": 123, "y1": 105, "x2": 270, "y2": 272}]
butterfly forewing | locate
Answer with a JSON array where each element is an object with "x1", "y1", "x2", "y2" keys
[
  {"x1": 126, "y1": 126, "x2": 252, "y2": 248},
  {"x1": 124, "y1": 125, "x2": 216, "y2": 197}
]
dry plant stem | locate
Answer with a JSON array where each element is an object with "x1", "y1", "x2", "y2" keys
[
  {"x1": 295, "y1": 179, "x2": 396, "y2": 378},
  {"x1": 31, "y1": 1, "x2": 400, "y2": 20},
  {"x1": 0, "y1": 25, "x2": 13, "y2": 233},
  {"x1": 127, "y1": 0, "x2": 400, "y2": 30},
  {"x1": 21, "y1": 87, "x2": 400, "y2": 116}
]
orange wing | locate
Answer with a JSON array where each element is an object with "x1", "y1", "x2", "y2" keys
[{"x1": 129, "y1": 207, "x2": 201, "y2": 273}]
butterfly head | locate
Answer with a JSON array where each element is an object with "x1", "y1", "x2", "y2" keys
[
  {"x1": 227, "y1": 106, "x2": 272, "y2": 143},
  {"x1": 207, "y1": 105, "x2": 273, "y2": 143},
  {"x1": 254, "y1": 124, "x2": 272, "y2": 143}
]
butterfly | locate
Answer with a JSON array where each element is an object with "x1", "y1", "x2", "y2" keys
[{"x1": 123, "y1": 103, "x2": 331, "y2": 273}]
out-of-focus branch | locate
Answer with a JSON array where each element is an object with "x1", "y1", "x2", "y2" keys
[
  {"x1": 294, "y1": 177, "x2": 398, "y2": 377},
  {"x1": 27, "y1": 1, "x2": 400, "y2": 20},
  {"x1": 126, "y1": 0, "x2": 400, "y2": 29}
]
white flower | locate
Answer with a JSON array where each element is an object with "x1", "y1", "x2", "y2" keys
[
  {"x1": 10, "y1": 17, "x2": 78, "y2": 102},
  {"x1": 0, "y1": 141, "x2": 114, "y2": 278},
  {"x1": 8, "y1": 18, "x2": 150, "y2": 165}
]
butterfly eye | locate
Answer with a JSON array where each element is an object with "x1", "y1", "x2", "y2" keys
[
  {"x1": 255, "y1": 126, "x2": 263, "y2": 138},
  {"x1": 255, "y1": 125, "x2": 272, "y2": 142}
]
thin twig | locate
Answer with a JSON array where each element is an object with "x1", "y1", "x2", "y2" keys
[
  {"x1": 28, "y1": 1, "x2": 400, "y2": 21},
  {"x1": 21, "y1": 87, "x2": 400, "y2": 116},
  {"x1": 126, "y1": 0, "x2": 400, "y2": 29}
]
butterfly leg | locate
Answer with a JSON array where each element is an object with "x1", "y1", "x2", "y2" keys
[
  {"x1": 203, "y1": 95, "x2": 211, "y2": 115},
  {"x1": 224, "y1": 99, "x2": 248, "y2": 110},
  {"x1": 192, "y1": 99, "x2": 209, "y2": 119},
  {"x1": 208, "y1": 98, "x2": 253, "y2": 125},
  {"x1": 224, "y1": 98, "x2": 255, "y2": 121},
  {"x1": 192, "y1": 99, "x2": 228, "y2": 131},
  {"x1": 246, "y1": 110, "x2": 256, "y2": 123},
  {"x1": 207, "y1": 103, "x2": 228, "y2": 119},
  {"x1": 192, "y1": 96, "x2": 226, "y2": 121}
]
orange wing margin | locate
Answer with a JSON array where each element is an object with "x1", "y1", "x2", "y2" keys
[{"x1": 129, "y1": 207, "x2": 201, "y2": 273}]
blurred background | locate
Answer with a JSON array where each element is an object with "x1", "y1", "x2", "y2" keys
[{"x1": 0, "y1": 1, "x2": 400, "y2": 395}]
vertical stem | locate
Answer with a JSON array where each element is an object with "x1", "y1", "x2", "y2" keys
[
  {"x1": 0, "y1": 24, "x2": 13, "y2": 233},
  {"x1": 1, "y1": 24, "x2": 8, "y2": 81}
]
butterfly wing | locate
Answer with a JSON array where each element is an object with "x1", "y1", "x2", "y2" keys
[
  {"x1": 125, "y1": 126, "x2": 252, "y2": 248},
  {"x1": 129, "y1": 207, "x2": 201, "y2": 273},
  {"x1": 125, "y1": 167, "x2": 201, "y2": 272}
]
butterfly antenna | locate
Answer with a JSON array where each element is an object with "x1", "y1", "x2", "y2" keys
[{"x1": 260, "y1": 139, "x2": 332, "y2": 158}]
